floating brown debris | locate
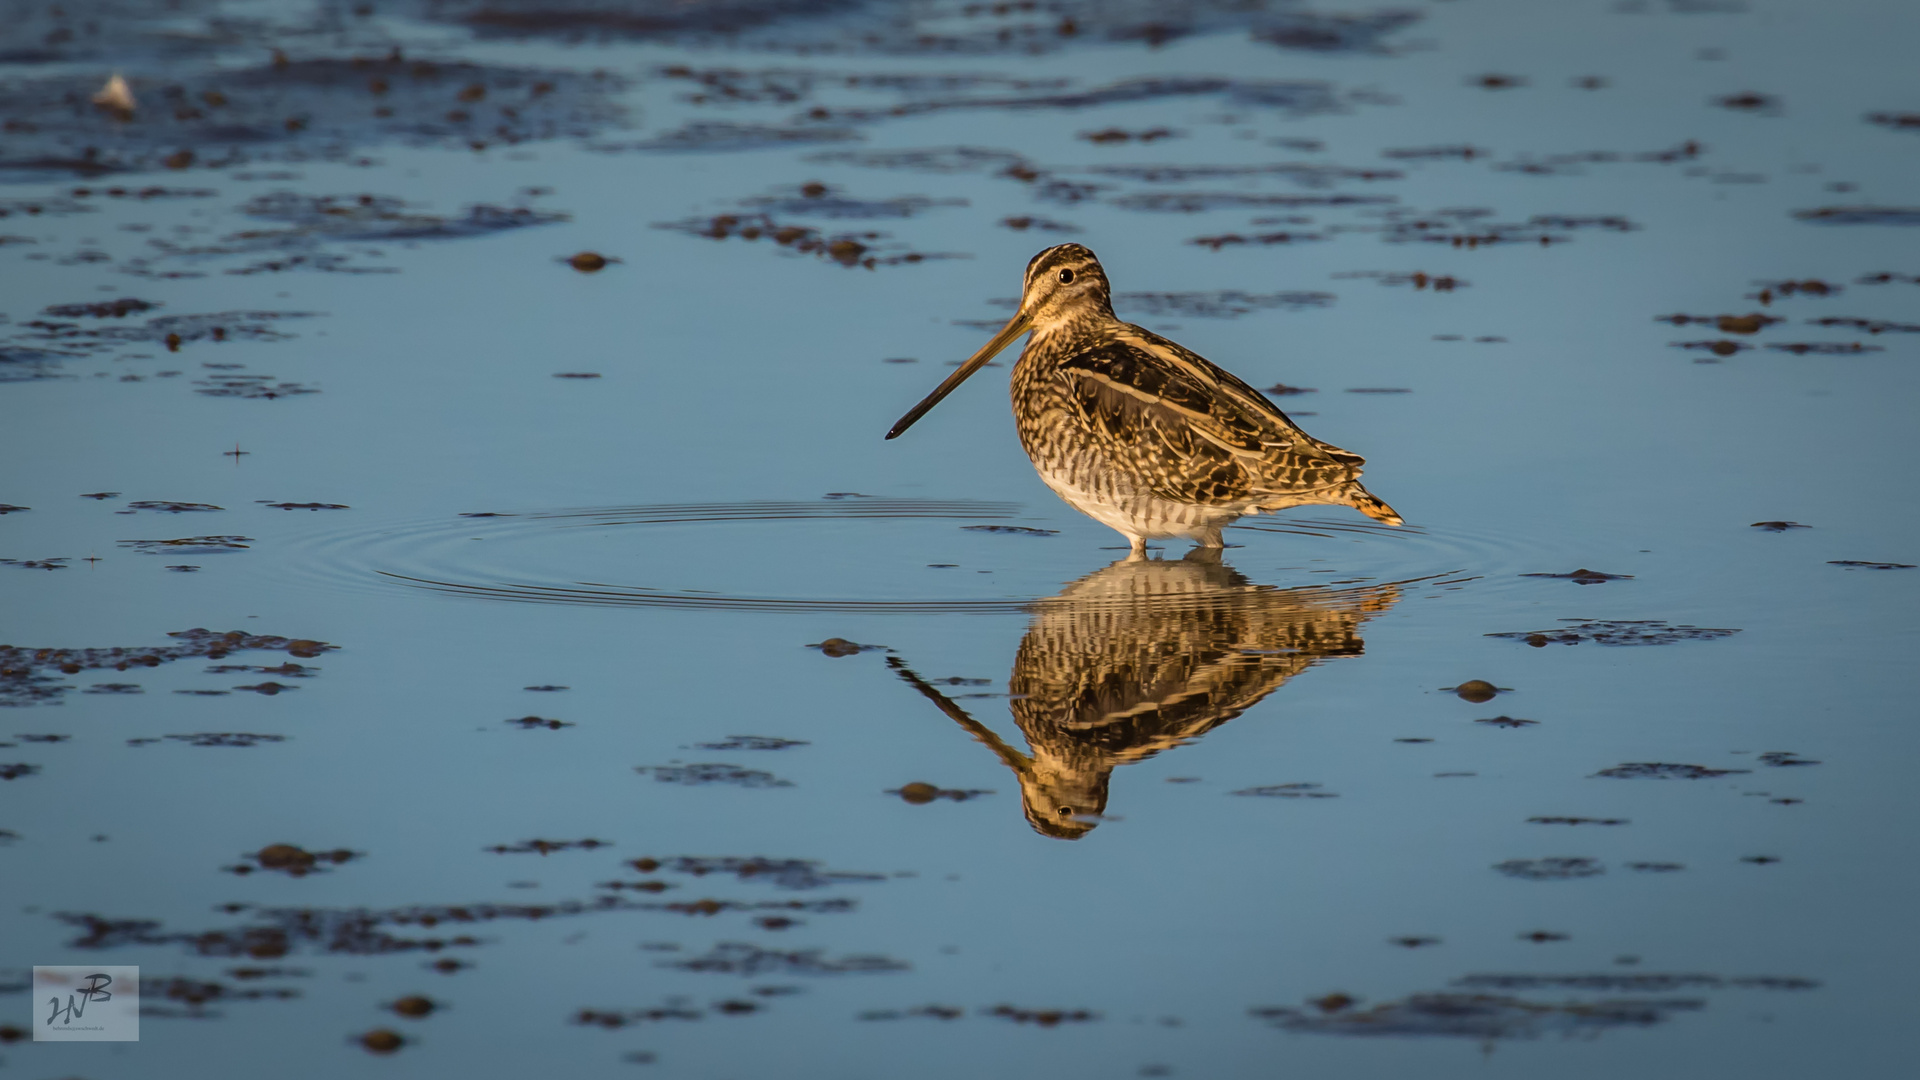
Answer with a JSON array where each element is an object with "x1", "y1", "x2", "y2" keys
[
  {"x1": 1766, "y1": 341, "x2": 1881, "y2": 354},
  {"x1": 986, "y1": 1004, "x2": 1099, "y2": 1026},
  {"x1": 0, "y1": 558, "x2": 67, "y2": 571},
  {"x1": 1751, "y1": 521, "x2": 1809, "y2": 531},
  {"x1": 961, "y1": 525, "x2": 1057, "y2": 536},
  {"x1": 860, "y1": 1004, "x2": 966, "y2": 1021},
  {"x1": 1806, "y1": 316, "x2": 1919, "y2": 334},
  {"x1": 1231, "y1": 783, "x2": 1335, "y2": 798},
  {"x1": 1471, "y1": 73, "x2": 1526, "y2": 90},
  {"x1": 1264, "y1": 383, "x2": 1316, "y2": 396},
  {"x1": 1110, "y1": 290, "x2": 1333, "y2": 319},
  {"x1": 637, "y1": 764, "x2": 794, "y2": 787},
  {"x1": 1868, "y1": 112, "x2": 1920, "y2": 132},
  {"x1": 1494, "y1": 857, "x2": 1603, "y2": 880},
  {"x1": 261, "y1": 502, "x2": 349, "y2": 511},
  {"x1": 359, "y1": 1028, "x2": 404, "y2": 1054},
  {"x1": 1391, "y1": 936, "x2": 1441, "y2": 948},
  {"x1": 1521, "y1": 931, "x2": 1570, "y2": 943},
  {"x1": 565, "y1": 251, "x2": 614, "y2": 272},
  {"x1": 230, "y1": 844, "x2": 356, "y2": 877},
  {"x1": 1530, "y1": 816, "x2": 1627, "y2": 826},
  {"x1": 1, "y1": 628, "x2": 334, "y2": 707},
  {"x1": 524, "y1": 684, "x2": 569, "y2": 691},
  {"x1": 1715, "y1": 91, "x2": 1781, "y2": 113},
  {"x1": 1520, "y1": 569, "x2": 1632, "y2": 584},
  {"x1": 1758, "y1": 751, "x2": 1819, "y2": 767},
  {"x1": 696, "y1": 735, "x2": 809, "y2": 751},
  {"x1": 890, "y1": 782, "x2": 992, "y2": 804},
  {"x1": 0, "y1": 763, "x2": 40, "y2": 780},
  {"x1": 1000, "y1": 215, "x2": 1076, "y2": 232},
  {"x1": 1448, "y1": 679, "x2": 1508, "y2": 702},
  {"x1": 128, "y1": 733, "x2": 286, "y2": 748},
  {"x1": 1489, "y1": 620, "x2": 1740, "y2": 647},
  {"x1": 807, "y1": 638, "x2": 881, "y2": 657},
  {"x1": 1655, "y1": 312, "x2": 1782, "y2": 332},
  {"x1": 390, "y1": 995, "x2": 436, "y2": 1019},
  {"x1": 125, "y1": 500, "x2": 223, "y2": 513},
  {"x1": 486, "y1": 838, "x2": 609, "y2": 855},
  {"x1": 1476, "y1": 716, "x2": 1536, "y2": 728},
  {"x1": 1627, "y1": 862, "x2": 1685, "y2": 873},
  {"x1": 45, "y1": 298, "x2": 159, "y2": 318},
  {"x1": 1594, "y1": 763, "x2": 1749, "y2": 779},
  {"x1": 1187, "y1": 230, "x2": 1326, "y2": 250},
  {"x1": 1080, "y1": 126, "x2": 1178, "y2": 143},
  {"x1": 664, "y1": 942, "x2": 907, "y2": 976},
  {"x1": 506, "y1": 716, "x2": 574, "y2": 730},
  {"x1": 1256, "y1": 991, "x2": 1699, "y2": 1039},
  {"x1": 553, "y1": 371, "x2": 602, "y2": 378},
  {"x1": 1334, "y1": 270, "x2": 1464, "y2": 290},
  {"x1": 1793, "y1": 207, "x2": 1920, "y2": 226},
  {"x1": 1828, "y1": 560, "x2": 1913, "y2": 569}
]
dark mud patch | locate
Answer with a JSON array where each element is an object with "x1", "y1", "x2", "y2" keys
[
  {"x1": 1521, "y1": 931, "x2": 1570, "y2": 943},
  {"x1": 84, "y1": 682, "x2": 142, "y2": 693},
  {"x1": 1806, "y1": 317, "x2": 1920, "y2": 334},
  {"x1": 1454, "y1": 973, "x2": 1819, "y2": 992},
  {"x1": 0, "y1": 58, "x2": 627, "y2": 178},
  {"x1": 119, "y1": 535, "x2": 252, "y2": 554},
  {"x1": 1, "y1": 558, "x2": 67, "y2": 571},
  {"x1": 1657, "y1": 312, "x2": 1782, "y2": 332},
  {"x1": 45, "y1": 298, "x2": 161, "y2": 318},
  {"x1": 1081, "y1": 127, "x2": 1178, "y2": 144},
  {"x1": 195, "y1": 374, "x2": 320, "y2": 400},
  {"x1": 1476, "y1": 716, "x2": 1537, "y2": 728},
  {"x1": 628, "y1": 857, "x2": 883, "y2": 891},
  {"x1": 1109, "y1": 291, "x2": 1333, "y2": 319},
  {"x1": 1766, "y1": 342, "x2": 1881, "y2": 354},
  {"x1": 1758, "y1": 752, "x2": 1819, "y2": 766},
  {"x1": 140, "y1": 974, "x2": 302, "y2": 1019},
  {"x1": 637, "y1": 764, "x2": 794, "y2": 787},
  {"x1": 1370, "y1": 208, "x2": 1638, "y2": 247},
  {"x1": 1334, "y1": 270, "x2": 1465, "y2": 291},
  {"x1": 1751, "y1": 521, "x2": 1809, "y2": 531},
  {"x1": 1190, "y1": 230, "x2": 1325, "y2": 250},
  {"x1": 1529, "y1": 816, "x2": 1627, "y2": 826},
  {"x1": 1089, "y1": 162, "x2": 1399, "y2": 188},
  {"x1": 986, "y1": 1004, "x2": 1100, "y2": 1025},
  {"x1": 1253, "y1": 992, "x2": 1700, "y2": 1039},
  {"x1": 1793, "y1": 207, "x2": 1920, "y2": 226},
  {"x1": 124, "y1": 501, "x2": 223, "y2": 513},
  {"x1": 1113, "y1": 192, "x2": 1392, "y2": 213},
  {"x1": 812, "y1": 77, "x2": 1349, "y2": 127},
  {"x1": 663, "y1": 942, "x2": 907, "y2": 977},
  {"x1": 261, "y1": 502, "x2": 349, "y2": 511},
  {"x1": 1867, "y1": 112, "x2": 1920, "y2": 133},
  {"x1": 1714, "y1": 91, "x2": 1782, "y2": 114},
  {"x1": 614, "y1": 121, "x2": 860, "y2": 152},
  {"x1": 1828, "y1": 560, "x2": 1913, "y2": 569},
  {"x1": 860, "y1": 1004, "x2": 966, "y2": 1021},
  {"x1": 655, "y1": 212, "x2": 951, "y2": 268},
  {"x1": 128, "y1": 733, "x2": 286, "y2": 748},
  {"x1": 485, "y1": 839, "x2": 610, "y2": 855},
  {"x1": 890, "y1": 782, "x2": 992, "y2": 804},
  {"x1": 1265, "y1": 383, "x2": 1316, "y2": 396},
  {"x1": 961, "y1": 525, "x2": 1057, "y2": 536},
  {"x1": 1232, "y1": 783, "x2": 1336, "y2": 799},
  {"x1": 1448, "y1": 680, "x2": 1509, "y2": 702},
  {"x1": 1593, "y1": 763, "x2": 1749, "y2": 779},
  {"x1": 407, "y1": 1, "x2": 1416, "y2": 58},
  {"x1": 1494, "y1": 857, "x2": 1603, "y2": 880},
  {"x1": 696, "y1": 735, "x2": 809, "y2": 751},
  {"x1": 3, "y1": 311, "x2": 318, "y2": 380},
  {"x1": 1, "y1": 628, "x2": 333, "y2": 707},
  {"x1": 228, "y1": 844, "x2": 357, "y2": 877},
  {"x1": 1488, "y1": 620, "x2": 1740, "y2": 647},
  {"x1": 739, "y1": 184, "x2": 965, "y2": 220},
  {"x1": 1627, "y1": 862, "x2": 1685, "y2": 873},
  {"x1": 1520, "y1": 569, "x2": 1633, "y2": 584},
  {"x1": 505, "y1": 715, "x2": 573, "y2": 730},
  {"x1": 573, "y1": 1000, "x2": 733, "y2": 1029},
  {"x1": 0, "y1": 763, "x2": 41, "y2": 780}
]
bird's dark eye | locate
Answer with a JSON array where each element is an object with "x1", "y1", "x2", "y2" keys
[
  {"x1": 1058, "y1": 806, "x2": 1075, "y2": 816},
  {"x1": 1057, "y1": 268, "x2": 1075, "y2": 284}
]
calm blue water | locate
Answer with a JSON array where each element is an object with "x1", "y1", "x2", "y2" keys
[{"x1": 2, "y1": 0, "x2": 1917, "y2": 1075}]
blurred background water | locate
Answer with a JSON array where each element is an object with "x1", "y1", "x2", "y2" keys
[{"x1": 1, "y1": 0, "x2": 1916, "y2": 1075}]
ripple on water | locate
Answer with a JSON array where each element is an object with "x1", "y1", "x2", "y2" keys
[{"x1": 283, "y1": 497, "x2": 1557, "y2": 614}]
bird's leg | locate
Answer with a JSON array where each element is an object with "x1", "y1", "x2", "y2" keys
[
  {"x1": 1125, "y1": 531, "x2": 1148, "y2": 557},
  {"x1": 1193, "y1": 526, "x2": 1225, "y2": 549}
]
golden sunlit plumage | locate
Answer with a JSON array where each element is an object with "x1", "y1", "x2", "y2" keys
[{"x1": 888, "y1": 244, "x2": 1401, "y2": 551}]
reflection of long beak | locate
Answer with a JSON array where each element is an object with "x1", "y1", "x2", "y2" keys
[{"x1": 885, "y1": 312, "x2": 1033, "y2": 440}]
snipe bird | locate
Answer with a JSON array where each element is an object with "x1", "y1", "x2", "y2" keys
[
  {"x1": 889, "y1": 550, "x2": 1403, "y2": 839},
  {"x1": 887, "y1": 244, "x2": 1401, "y2": 551}
]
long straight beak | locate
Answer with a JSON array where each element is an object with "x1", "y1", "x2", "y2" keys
[{"x1": 885, "y1": 312, "x2": 1033, "y2": 439}]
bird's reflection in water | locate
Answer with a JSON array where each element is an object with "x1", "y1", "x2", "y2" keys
[{"x1": 890, "y1": 550, "x2": 1403, "y2": 839}]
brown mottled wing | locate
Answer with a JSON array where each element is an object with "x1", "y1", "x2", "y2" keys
[{"x1": 1054, "y1": 326, "x2": 1361, "y2": 504}]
